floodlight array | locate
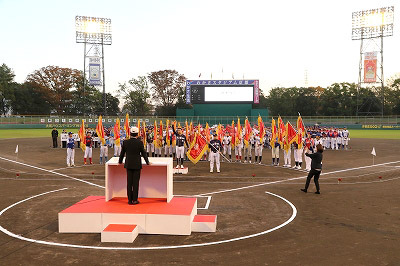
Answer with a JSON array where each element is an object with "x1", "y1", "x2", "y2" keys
[
  {"x1": 352, "y1": 6, "x2": 394, "y2": 40},
  {"x1": 75, "y1": 16, "x2": 112, "y2": 45}
]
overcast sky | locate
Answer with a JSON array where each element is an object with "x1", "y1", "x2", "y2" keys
[{"x1": 1, "y1": 0, "x2": 399, "y2": 95}]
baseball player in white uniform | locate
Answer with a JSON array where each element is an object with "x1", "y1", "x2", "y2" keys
[
  {"x1": 99, "y1": 136, "x2": 109, "y2": 164},
  {"x1": 254, "y1": 135, "x2": 263, "y2": 164},
  {"x1": 222, "y1": 132, "x2": 232, "y2": 160},
  {"x1": 66, "y1": 132, "x2": 75, "y2": 167}
]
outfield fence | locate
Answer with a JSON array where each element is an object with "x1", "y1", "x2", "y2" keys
[{"x1": 0, "y1": 115, "x2": 399, "y2": 129}]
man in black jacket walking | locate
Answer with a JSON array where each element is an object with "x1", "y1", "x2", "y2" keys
[
  {"x1": 301, "y1": 144, "x2": 324, "y2": 194},
  {"x1": 119, "y1": 126, "x2": 150, "y2": 205}
]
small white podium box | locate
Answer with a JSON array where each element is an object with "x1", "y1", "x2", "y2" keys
[{"x1": 105, "y1": 157, "x2": 173, "y2": 203}]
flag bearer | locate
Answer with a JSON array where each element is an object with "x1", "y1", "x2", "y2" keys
[
  {"x1": 84, "y1": 132, "x2": 93, "y2": 165},
  {"x1": 173, "y1": 125, "x2": 189, "y2": 169},
  {"x1": 209, "y1": 134, "x2": 222, "y2": 173},
  {"x1": 254, "y1": 134, "x2": 263, "y2": 164},
  {"x1": 271, "y1": 137, "x2": 280, "y2": 166},
  {"x1": 283, "y1": 140, "x2": 291, "y2": 167}
]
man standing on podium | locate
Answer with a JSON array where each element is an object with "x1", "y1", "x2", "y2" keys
[{"x1": 118, "y1": 126, "x2": 150, "y2": 205}]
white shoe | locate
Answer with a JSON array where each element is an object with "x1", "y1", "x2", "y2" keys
[
  {"x1": 217, "y1": 170, "x2": 220, "y2": 173},
  {"x1": 249, "y1": 161, "x2": 251, "y2": 163},
  {"x1": 180, "y1": 165, "x2": 184, "y2": 169},
  {"x1": 259, "y1": 162, "x2": 262, "y2": 165},
  {"x1": 244, "y1": 160, "x2": 247, "y2": 163},
  {"x1": 292, "y1": 166, "x2": 297, "y2": 169},
  {"x1": 71, "y1": 164, "x2": 75, "y2": 167},
  {"x1": 175, "y1": 165, "x2": 179, "y2": 169},
  {"x1": 210, "y1": 169, "x2": 213, "y2": 173},
  {"x1": 67, "y1": 164, "x2": 70, "y2": 167}
]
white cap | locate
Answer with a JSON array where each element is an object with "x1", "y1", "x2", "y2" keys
[{"x1": 130, "y1": 126, "x2": 139, "y2": 134}]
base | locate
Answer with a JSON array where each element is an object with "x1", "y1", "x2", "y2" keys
[
  {"x1": 59, "y1": 196, "x2": 216, "y2": 242},
  {"x1": 173, "y1": 167, "x2": 188, "y2": 175}
]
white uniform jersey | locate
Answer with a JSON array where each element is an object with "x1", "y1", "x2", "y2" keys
[{"x1": 223, "y1": 136, "x2": 231, "y2": 145}]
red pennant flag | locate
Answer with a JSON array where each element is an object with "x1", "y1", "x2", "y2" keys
[
  {"x1": 186, "y1": 132, "x2": 208, "y2": 164},
  {"x1": 286, "y1": 122, "x2": 297, "y2": 146}
]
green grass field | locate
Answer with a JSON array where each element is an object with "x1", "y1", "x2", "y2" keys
[
  {"x1": 0, "y1": 128, "x2": 399, "y2": 139},
  {"x1": 348, "y1": 129, "x2": 400, "y2": 139}
]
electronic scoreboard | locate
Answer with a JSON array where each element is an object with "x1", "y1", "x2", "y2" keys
[{"x1": 185, "y1": 80, "x2": 259, "y2": 104}]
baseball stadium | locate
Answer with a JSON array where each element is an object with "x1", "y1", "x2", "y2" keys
[{"x1": 0, "y1": 1, "x2": 400, "y2": 265}]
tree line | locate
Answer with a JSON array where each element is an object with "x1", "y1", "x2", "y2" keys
[
  {"x1": 0, "y1": 64, "x2": 187, "y2": 116},
  {"x1": 264, "y1": 81, "x2": 400, "y2": 116},
  {"x1": 1, "y1": 63, "x2": 399, "y2": 116}
]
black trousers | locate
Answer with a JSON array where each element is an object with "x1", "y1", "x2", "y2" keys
[
  {"x1": 304, "y1": 169, "x2": 321, "y2": 192},
  {"x1": 127, "y1": 169, "x2": 141, "y2": 202},
  {"x1": 52, "y1": 137, "x2": 58, "y2": 148}
]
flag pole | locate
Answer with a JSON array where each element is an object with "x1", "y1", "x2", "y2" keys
[{"x1": 199, "y1": 133, "x2": 231, "y2": 163}]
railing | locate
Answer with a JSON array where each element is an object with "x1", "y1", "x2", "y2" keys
[{"x1": 0, "y1": 115, "x2": 399, "y2": 126}]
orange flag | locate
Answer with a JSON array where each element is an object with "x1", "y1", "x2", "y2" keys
[
  {"x1": 235, "y1": 117, "x2": 241, "y2": 146},
  {"x1": 231, "y1": 120, "x2": 235, "y2": 148},
  {"x1": 153, "y1": 120, "x2": 157, "y2": 146},
  {"x1": 297, "y1": 114, "x2": 305, "y2": 148},
  {"x1": 166, "y1": 120, "x2": 170, "y2": 146},
  {"x1": 96, "y1": 115, "x2": 105, "y2": 145},
  {"x1": 258, "y1": 115, "x2": 265, "y2": 144},
  {"x1": 217, "y1": 124, "x2": 224, "y2": 142},
  {"x1": 278, "y1": 116, "x2": 285, "y2": 146},
  {"x1": 270, "y1": 117, "x2": 277, "y2": 147},
  {"x1": 142, "y1": 121, "x2": 147, "y2": 147},
  {"x1": 244, "y1": 117, "x2": 252, "y2": 147},
  {"x1": 114, "y1": 118, "x2": 121, "y2": 146},
  {"x1": 79, "y1": 119, "x2": 86, "y2": 152},
  {"x1": 205, "y1": 122, "x2": 210, "y2": 143},
  {"x1": 124, "y1": 113, "x2": 130, "y2": 140},
  {"x1": 137, "y1": 119, "x2": 141, "y2": 137}
]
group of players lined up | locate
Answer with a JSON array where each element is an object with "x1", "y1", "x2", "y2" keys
[{"x1": 61, "y1": 115, "x2": 350, "y2": 171}]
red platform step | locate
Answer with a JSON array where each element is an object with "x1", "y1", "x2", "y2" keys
[
  {"x1": 191, "y1": 215, "x2": 217, "y2": 233},
  {"x1": 101, "y1": 224, "x2": 138, "y2": 243}
]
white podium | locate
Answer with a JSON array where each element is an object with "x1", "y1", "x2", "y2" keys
[
  {"x1": 105, "y1": 157, "x2": 174, "y2": 203},
  {"x1": 59, "y1": 155, "x2": 217, "y2": 240}
]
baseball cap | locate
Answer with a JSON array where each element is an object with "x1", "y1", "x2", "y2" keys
[{"x1": 130, "y1": 126, "x2": 139, "y2": 134}]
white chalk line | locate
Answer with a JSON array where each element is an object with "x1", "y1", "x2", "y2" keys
[
  {"x1": 0, "y1": 158, "x2": 398, "y2": 250},
  {"x1": 0, "y1": 189, "x2": 295, "y2": 250},
  {"x1": 174, "y1": 195, "x2": 212, "y2": 210},
  {"x1": 0, "y1": 156, "x2": 104, "y2": 189},
  {"x1": 194, "y1": 160, "x2": 400, "y2": 197}
]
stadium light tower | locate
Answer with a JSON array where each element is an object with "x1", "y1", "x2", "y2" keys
[
  {"x1": 352, "y1": 6, "x2": 394, "y2": 116},
  {"x1": 75, "y1": 16, "x2": 112, "y2": 116}
]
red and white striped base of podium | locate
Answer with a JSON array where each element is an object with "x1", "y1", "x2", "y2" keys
[{"x1": 58, "y1": 196, "x2": 217, "y2": 242}]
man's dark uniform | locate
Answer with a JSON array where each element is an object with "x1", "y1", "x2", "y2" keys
[
  {"x1": 51, "y1": 129, "x2": 59, "y2": 148},
  {"x1": 119, "y1": 136, "x2": 150, "y2": 204}
]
